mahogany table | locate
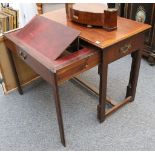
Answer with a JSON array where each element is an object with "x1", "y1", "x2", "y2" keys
[{"x1": 4, "y1": 8, "x2": 151, "y2": 147}]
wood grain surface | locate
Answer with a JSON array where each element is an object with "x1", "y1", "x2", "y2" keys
[
  {"x1": 6, "y1": 15, "x2": 80, "y2": 61},
  {"x1": 43, "y1": 8, "x2": 151, "y2": 49}
]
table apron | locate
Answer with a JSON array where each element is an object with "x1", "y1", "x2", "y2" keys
[{"x1": 104, "y1": 33, "x2": 144, "y2": 64}]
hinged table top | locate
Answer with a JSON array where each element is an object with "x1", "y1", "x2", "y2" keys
[{"x1": 5, "y1": 15, "x2": 80, "y2": 60}]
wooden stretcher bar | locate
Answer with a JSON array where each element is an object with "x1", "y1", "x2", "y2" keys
[{"x1": 73, "y1": 76, "x2": 132, "y2": 117}]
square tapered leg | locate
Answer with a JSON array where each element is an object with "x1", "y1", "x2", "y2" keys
[
  {"x1": 126, "y1": 50, "x2": 142, "y2": 102},
  {"x1": 52, "y1": 73, "x2": 66, "y2": 146}
]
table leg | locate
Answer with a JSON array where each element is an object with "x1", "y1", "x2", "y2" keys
[
  {"x1": 52, "y1": 74, "x2": 66, "y2": 147},
  {"x1": 126, "y1": 50, "x2": 142, "y2": 102},
  {"x1": 7, "y1": 48, "x2": 23, "y2": 95},
  {"x1": 97, "y1": 52, "x2": 108, "y2": 123}
]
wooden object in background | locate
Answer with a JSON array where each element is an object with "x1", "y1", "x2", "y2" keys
[
  {"x1": 68, "y1": 3, "x2": 118, "y2": 31},
  {"x1": 1, "y1": 6, "x2": 19, "y2": 29},
  {"x1": 0, "y1": 12, "x2": 7, "y2": 32},
  {"x1": 65, "y1": 3, "x2": 74, "y2": 20},
  {"x1": 122, "y1": 3, "x2": 155, "y2": 65},
  {"x1": 36, "y1": 3, "x2": 43, "y2": 15},
  {"x1": 103, "y1": 9, "x2": 118, "y2": 30}
]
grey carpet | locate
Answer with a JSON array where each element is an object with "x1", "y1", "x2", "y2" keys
[{"x1": 0, "y1": 55, "x2": 155, "y2": 151}]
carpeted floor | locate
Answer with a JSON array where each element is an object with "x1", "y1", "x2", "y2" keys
[{"x1": 0, "y1": 55, "x2": 155, "y2": 150}]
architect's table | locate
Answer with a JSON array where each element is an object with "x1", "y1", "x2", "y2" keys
[{"x1": 4, "y1": 8, "x2": 151, "y2": 147}]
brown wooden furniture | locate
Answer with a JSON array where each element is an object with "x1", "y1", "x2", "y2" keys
[
  {"x1": 67, "y1": 4, "x2": 117, "y2": 31},
  {"x1": 4, "y1": 8, "x2": 150, "y2": 147},
  {"x1": 122, "y1": 3, "x2": 155, "y2": 65},
  {"x1": 36, "y1": 3, "x2": 43, "y2": 15}
]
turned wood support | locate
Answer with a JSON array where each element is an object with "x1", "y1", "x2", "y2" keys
[
  {"x1": 65, "y1": 3, "x2": 74, "y2": 20},
  {"x1": 36, "y1": 3, "x2": 43, "y2": 15}
]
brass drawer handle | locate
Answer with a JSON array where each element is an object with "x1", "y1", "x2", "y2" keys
[
  {"x1": 73, "y1": 15, "x2": 78, "y2": 19},
  {"x1": 19, "y1": 51, "x2": 27, "y2": 60},
  {"x1": 120, "y1": 43, "x2": 132, "y2": 54}
]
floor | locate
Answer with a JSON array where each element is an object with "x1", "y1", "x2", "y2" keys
[{"x1": 0, "y1": 55, "x2": 155, "y2": 150}]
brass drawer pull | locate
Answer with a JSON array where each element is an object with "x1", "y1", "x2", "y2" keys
[
  {"x1": 73, "y1": 15, "x2": 78, "y2": 19},
  {"x1": 120, "y1": 43, "x2": 132, "y2": 54},
  {"x1": 19, "y1": 51, "x2": 27, "y2": 60}
]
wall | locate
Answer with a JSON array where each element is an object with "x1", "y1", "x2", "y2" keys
[{"x1": 9, "y1": 3, "x2": 37, "y2": 27}]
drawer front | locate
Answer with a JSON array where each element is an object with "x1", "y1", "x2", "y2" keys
[
  {"x1": 105, "y1": 33, "x2": 144, "y2": 63},
  {"x1": 16, "y1": 48, "x2": 54, "y2": 84},
  {"x1": 17, "y1": 47, "x2": 100, "y2": 85},
  {"x1": 57, "y1": 51, "x2": 100, "y2": 84}
]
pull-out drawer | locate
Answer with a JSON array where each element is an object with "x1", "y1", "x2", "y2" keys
[
  {"x1": 5, "y1": 37, "x2": 100, "y2": 85},
  {"x1": 104, "y1": 34, "x2": 144, "y2": 63},
  {"x1": 56, "y1": 47, "x2": 100, "y2": 84}
]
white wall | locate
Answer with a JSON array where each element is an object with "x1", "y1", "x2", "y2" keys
[
  {"x1": 9, "y1": 3, "x2": 37, "y2": 27},
  {"x1": 9, "y1": 3, "x2": 65, "y2": 27}
]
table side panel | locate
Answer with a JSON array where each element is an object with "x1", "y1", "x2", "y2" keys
[
  {"x1": 17, "y1": 48, "x2": 54, "y2": 85},
  {"x1": 5, "y1": 38, "x2": 54, "y2": 85},
  {"x1": 104, "y1": 33, "x2": 145, "y2": 63}
]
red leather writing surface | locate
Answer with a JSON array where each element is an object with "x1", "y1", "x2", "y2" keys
[{"x1": 13, "y1": 15, "x2": 80, "y2": 60}]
